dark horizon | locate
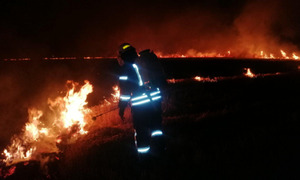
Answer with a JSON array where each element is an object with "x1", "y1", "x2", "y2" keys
[{"x1": 0, "y1": 0, "x2": 300, "y2": 58}]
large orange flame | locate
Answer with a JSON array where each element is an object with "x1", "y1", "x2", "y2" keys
[{"x1": 1, "y1": 80, "x2": 93, "y2": 167}]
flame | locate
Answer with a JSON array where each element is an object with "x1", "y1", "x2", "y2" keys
[
  {"x1": 293, "y1": 53, "x2": 299, "y2": 60},
  {"x1": 169, "y1": 69, "x2": 281, "y2": 84},
  {"x1": 2, "y1": 48, "x2": 300, "y2": 61},
  {"x1": 57, "y1": 50, "x2": 299, "y2": 60},
  {"x1": 156, "y1": 49, "x2": 300, "y2": 60},
  {"x1": 193, "y1": 76, "x2": 218, "y2": 82},
  {"x1": 1, "y1": 80, "x2": 93, "y2": 167},
  {"x1": 259, "y1": 51, "x2": 275, "y2": 59},
  {"x1": 49, "y1": 80, "x2": 93, "y2": 135},
  {"x1": 280, "y1": 50, "x2": 289, "y2": 59},
  {"x1": 194, "y1": 76, "x2": 201, "y2": 81},
  {"x1": 244, "y1": 68, "x2": 255, "y2": 78},
  {"x1": 111, "y1": 85, "x2": 120, "y2": 103},
  {"x1": 157, "y1": 49, "x2": 231, "y2": 58}
]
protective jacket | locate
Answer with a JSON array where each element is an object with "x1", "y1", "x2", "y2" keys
[{"x1": 118, "y1": 62, "x2": 162, "y2": 111}]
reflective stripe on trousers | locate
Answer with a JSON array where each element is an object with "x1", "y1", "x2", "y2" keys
[{"x1": 151, "y1": 130, "x2": 163, "y2": 137}]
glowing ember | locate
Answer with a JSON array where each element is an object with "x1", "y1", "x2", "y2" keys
[
  {"x1": 167, "y1": 79, "x2": 176, "y2": 84},
  {"x1": 0, "y1": 80, "x2": 93, "y2": 168},
  {"x1": 244, "y1": 68, "x2": 255, "y2": 78},
  {"x1": 0, "y1": 166, "x2": 16, "y2": 178},
  {"x1": 193, "y1": 76, "x2": 218, "y2": 82},
  {"x1": 43, "y1": 57, "x2": 77, "y2": 60},
  {"x1": 194, "y1": 76, "x2": 201, "y2": 81},
  {"x1": 168, "y1": 76, "x2": 219, "y2": 83},
  {"x1": 166, "y1": 78, "x2": 186, "y2": 83},
  {"x1": 56, "y1": 137, "x2": 62, "y2": 144}
]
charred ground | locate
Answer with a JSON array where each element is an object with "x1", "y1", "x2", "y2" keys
[{"x1": 1, "y1": 58, "x2": 300, "y2": 179}]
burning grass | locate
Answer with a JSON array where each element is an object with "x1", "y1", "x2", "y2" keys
[
  {"x1": 1, "y1": 59, "x2": 300, "y2": 179},
  {"x1": 50, "y1": 71, "x2": 300, "y2": 179},
  {"x1": 0, "y1": 80, "x2": 96, "y2": 178},
  {"x1": 0, "y1": 79, "x2": 130, "y2": 179}
]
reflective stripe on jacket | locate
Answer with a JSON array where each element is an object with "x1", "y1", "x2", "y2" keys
[{"x1": 118, "y1": 63, "x2": 161, "y2": 108}]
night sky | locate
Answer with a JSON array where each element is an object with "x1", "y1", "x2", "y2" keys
[{"x1": 0, "y1": 0, "x2": 299, "y2": 58}]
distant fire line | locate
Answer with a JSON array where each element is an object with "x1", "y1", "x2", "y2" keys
[
  {"x1": 167, "y1": 68, "x2": 284, "y2": 84},
  {"x1": 0, "y1": 49, "x2": 299, "y2": 61}
]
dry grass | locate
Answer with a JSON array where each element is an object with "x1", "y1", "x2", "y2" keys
[{"x1": 2, "y1": 60, "x2": 300, "y2": 179}]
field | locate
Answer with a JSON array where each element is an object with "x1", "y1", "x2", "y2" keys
[{"x1": 1, "y1": 58, "x2": 300, "y2": 179}]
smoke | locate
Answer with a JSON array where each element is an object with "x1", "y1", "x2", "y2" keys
[
  {"x1": 0, "y1": 75, "x2": 28, "y2": 149},
  {"x1": 231, "y1": 0, "x2": 299, "y2": 57},
  {"x1": 0, "y1": 64, "x2": 77, "y2": 149},
  {"x1": 0, "y1": 0, "x2": 299, "y2": 57},
  {"x1": 114, "y1": 0, "x2": 300, "y2": 57}
]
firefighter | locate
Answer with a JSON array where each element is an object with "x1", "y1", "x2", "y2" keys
[{"x1": 117, "y1": 43, "x2": 164, "y2": 158}]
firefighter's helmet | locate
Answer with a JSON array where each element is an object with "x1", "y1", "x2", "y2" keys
[
  {"x1": 118, "y1": 43, "x2": 137, "y2": 63},
  {"x1": 118, "y1": 43, "x2": 135, "y2": 55}
]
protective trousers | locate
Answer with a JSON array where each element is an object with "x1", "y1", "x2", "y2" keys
[{"x1": 131, "y1": 100, "x2": 163, "y2": 154}]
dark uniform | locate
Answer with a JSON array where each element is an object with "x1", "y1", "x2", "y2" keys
[{"x1": 118, "y1": 44, "x2": 163, "y2": 155}]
